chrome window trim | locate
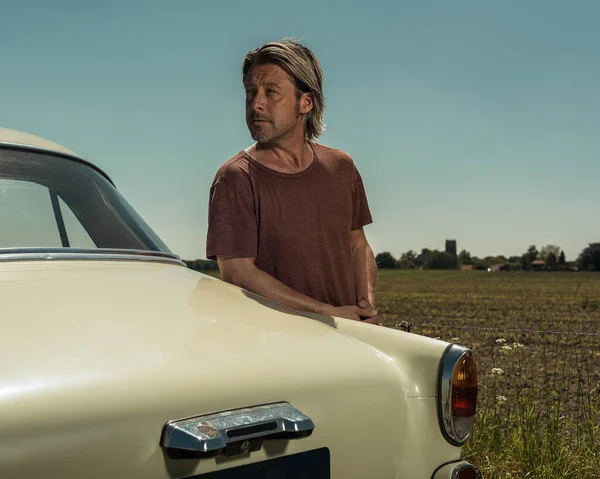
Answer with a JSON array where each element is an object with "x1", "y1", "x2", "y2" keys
[
  {"x1": 437, "y1": 343, "x2": 474, "y2": 447},
  {"x1": 0, "y1": 141, "x2": 115, "y2": 186},
  {"x1": 0, "y1": 248, "x2": 186, "y2": 267}
]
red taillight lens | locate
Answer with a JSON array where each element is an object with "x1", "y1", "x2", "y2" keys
[
  {"x1": 456, "y1": 465, "x2": 478, "y2": 479},
  {"x1": 452, "y1": 355, "x2": 478, "y2": 417}
]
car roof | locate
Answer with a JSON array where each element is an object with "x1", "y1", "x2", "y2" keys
[
  {"x1": 0, "y1": 127, "x2": 83, "y2": 160},
  {"x1": 0, "y1": 127, "x2": 114, "y2": 185}
]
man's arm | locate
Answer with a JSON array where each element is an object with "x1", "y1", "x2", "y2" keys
[
  {"x1": 349, "y1": 227, "x2": 378, "y2": 312},
  {"x1": 217, "y1": 257, "x2": 375, "y2": 321}
]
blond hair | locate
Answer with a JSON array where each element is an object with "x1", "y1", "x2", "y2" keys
[{"x1": 242, "y1": 39, "x2": 326, "y2": 140}]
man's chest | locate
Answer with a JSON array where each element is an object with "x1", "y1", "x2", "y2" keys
[{"x1": 252, "y1": 174, "x2": 353, "y2": 241}]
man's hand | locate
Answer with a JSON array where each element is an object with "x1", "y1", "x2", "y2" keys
[
  {"x1": 357, "y1": 299, "x2": 382, "y2": 326},
  {"x1": 326, "y1": 303, "x2": 378, "y2": 322}
]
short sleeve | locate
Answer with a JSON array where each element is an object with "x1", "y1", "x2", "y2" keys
[
  {"x1": 351, "y1": 162, "x2": 373, "y2": 230},
  {"x1": 205, "y1": 164, "x2": 258, "y2": 260}
]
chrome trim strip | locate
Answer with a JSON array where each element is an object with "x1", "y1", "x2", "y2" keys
[
  {"x1": 0, "y1": 141, "x2": 114, "y2": 185},
  {"x1": 437, "y1": 344, "x2": 473, "y2": 447},
  {"x1": 162, "y1": 403, "x2": 315, "y2": 455},
  {"x1": 0, "y1": 248, "x2": 186, "y2": 267}
]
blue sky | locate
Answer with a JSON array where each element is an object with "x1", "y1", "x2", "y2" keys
[{"x1": 2, "y1": 0, "x2": 598, "y2": 261}]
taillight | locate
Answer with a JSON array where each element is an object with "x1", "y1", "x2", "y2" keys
[
  {"x1": 438, "y1": 344, "x2": 478, "y2": 446},
  {"x1": 455, "y1": 463, "x2": 478, "y2": 479}
]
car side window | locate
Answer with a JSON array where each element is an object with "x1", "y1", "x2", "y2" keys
[
  {"x1": 57, "y1": 196, "x2": 97, "y2": 249},
  {"x1": 1, "y1": 148, "x2": 173, "y2": 255},
  {"x1": 0, "y1": 179, "x2": 63, "y2": 248},
  {"x1": 0, "y1": 179, "x2": 97, "y2": 250}
]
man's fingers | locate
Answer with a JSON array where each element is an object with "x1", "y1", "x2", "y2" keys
[
  {"x1": 360, "y1": 307, "x2": 378, "y2": 317},
  {"x1": 357, "y1": 300, "x2": 377, "y2": 317},
  {"x1": 361, "y1": 316, "x2": 383, "y2": 326}
]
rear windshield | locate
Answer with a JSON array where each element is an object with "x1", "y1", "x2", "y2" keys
[{"x1": 0, "y1": 146, "x2": 173, "y2": 256}]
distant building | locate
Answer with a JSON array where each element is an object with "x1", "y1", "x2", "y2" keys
[
  {"x1": 445, "y1": 240, "x2": 457, "y2": 257},
  {"x1": 531, "y1": 259, "x2": 546, "y2": 271}
]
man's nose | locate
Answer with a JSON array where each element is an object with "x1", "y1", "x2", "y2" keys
[{"x1": 251, "y1": 91, "x2": 266, "y2": 111}]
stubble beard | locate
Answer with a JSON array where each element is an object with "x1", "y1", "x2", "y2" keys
[
  {"x1": 253, "y1": 122, "x2": 293, "y2": 145},
  {"x1": 249, "y1": 101, "x2": 304, "y2": 146}
]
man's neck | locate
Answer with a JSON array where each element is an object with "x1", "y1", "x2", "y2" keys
[{"x1": 250, "y1": 131, "x2": 314, "y2": 174}]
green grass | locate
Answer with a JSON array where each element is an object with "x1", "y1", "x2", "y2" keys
[{"x1": 374, "y1": 269, "x2": 600, "y2": 478}]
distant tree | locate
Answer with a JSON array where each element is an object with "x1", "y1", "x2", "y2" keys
[
  {"x1": 397, "y1": 258, "x2": 416, "y2": 269},
  {"x1": 413, "y1": 248, "x2": 432, "y2": 268},
  {"x1": 578, "y1": 244, "x2": 600, "y2": 272},
  {"x1": 540, "y1": 245, "x2": 561, "y2": 261},
  {"x1": 470, "y1": 256, "x2": 486, "y2": 270},
  {"x1": 458, "y1": 249, "x2": 472, "y2": 265},
  {"x1": 401, "y1": 250, "x2": 417, "y2": 261},
  {"x1": 546, "y1": 252, "x2": 558, "y2": 270},
  {"x1": 508, "y1": 256, "x2": 521, "y2": 263},
  {"x1": 526, "y1": 245, "x2": 539, "y2": 261},
  {"x1": 521, "y1": 245, "x2": 539, "y2": 270},
  {"x1": 484, "y1": 256, "x2": 505, "y2": 265},
  {"x1": 375, "y1": 252, "x2": 397, "y2": 269},
  {"x1": 559, "y1": 251, "x2": 566, "y2": 267},
  {"x1": 428, "y1": 251, "x2": 459, "y2": 270}
]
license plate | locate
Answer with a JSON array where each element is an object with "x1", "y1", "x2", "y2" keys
[{"x1": 188, "y1": 448, "x2": 330, "y2": 478}]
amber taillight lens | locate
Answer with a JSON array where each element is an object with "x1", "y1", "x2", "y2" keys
[
  {"x1": 452, "y1": 355, "x2": 478, "y2": 417},
  {"x1": 438, "y1": 344, "x2": 479, "y2": 446}
]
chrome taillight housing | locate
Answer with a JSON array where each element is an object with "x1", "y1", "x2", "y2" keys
[{"x1": 437, "y1": 344, "x2": 478, "y2": 446}]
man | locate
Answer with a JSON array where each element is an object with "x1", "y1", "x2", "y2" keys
[{"x1": 206, "y1": 39, "x2": 380, "y2": 324}]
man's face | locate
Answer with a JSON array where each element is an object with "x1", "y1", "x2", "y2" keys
[{"x1": 244, "y1": 63, "x2": 312, "y2": 144}]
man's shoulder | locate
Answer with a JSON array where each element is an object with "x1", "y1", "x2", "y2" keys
[
  {"x1": 312, "y1": 142, "x2": 354, "y2": 162},
  {"x1": 312, "y1": 142, "x2": 357, "y2": 173},
  {"x1": 212, "y1": 151, "x2": 253, "y2": 184}
]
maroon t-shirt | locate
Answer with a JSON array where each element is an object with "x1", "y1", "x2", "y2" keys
[{"x1": 206, "y1": 141, "x2": 373, "y2": 307}]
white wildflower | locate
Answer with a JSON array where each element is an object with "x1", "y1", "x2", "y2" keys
[
  {"x1": 497, "y1": 395, "x2": 508, "y2": 403},
  {"x1": 513, "y1": 342, "x2": 526, "y2": 350},
  {"x1": 500, "y1": 345, "x2": 513, "y2": 354},
  {"x1": 496, "y1": 338, "x2": 506, "y2": 344},
  {"x1": 451, "y1": 337, "x2": 460, "y2": 342},
  {"x1": 491, "y1": 368, "x2": 504, "y2": 375}
]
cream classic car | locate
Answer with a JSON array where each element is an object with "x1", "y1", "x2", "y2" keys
[{"x1": 0, "y1": 128, "x2": 479, "y2": 479}]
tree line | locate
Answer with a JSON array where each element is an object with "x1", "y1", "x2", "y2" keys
[
  {"x1": 183, "y1": 243, "x2": 600, "y2": 273},
  {"x1": 374, "y1": 243, "x2": 600, "y2": 272}
]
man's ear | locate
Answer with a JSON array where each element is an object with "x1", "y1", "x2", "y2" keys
[{"x1": 299, "y1": 91, "x2": 314, "y2": 115}]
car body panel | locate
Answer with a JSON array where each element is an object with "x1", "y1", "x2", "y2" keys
[{"x1": 0, "y1": 260, "x2": 417, "y2": 477}]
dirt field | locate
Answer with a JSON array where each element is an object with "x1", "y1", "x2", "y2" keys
[{"x1": 376, "y1": 269, "x2": 600, "y2": 409}]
